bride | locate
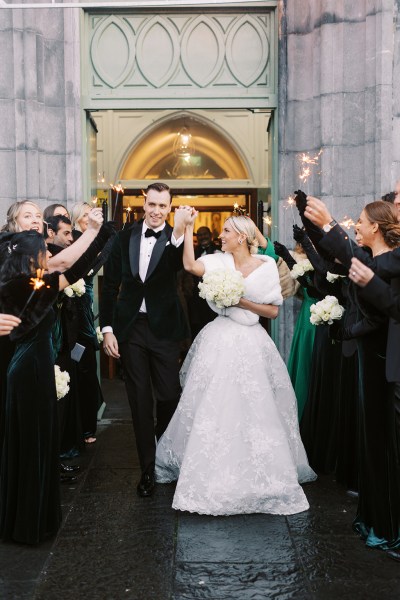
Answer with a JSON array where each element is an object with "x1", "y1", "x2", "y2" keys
[{"x1": 155, "y1": 212, "x2": 316, "y2": 515}]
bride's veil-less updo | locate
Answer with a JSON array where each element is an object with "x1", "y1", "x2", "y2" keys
[{"x1": 225, "y1": 216, "x2": 259, "y2": 254}]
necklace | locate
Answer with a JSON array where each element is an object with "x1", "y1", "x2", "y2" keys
[{"x1": 374, "y1": 248, "x2": 389, "y2": 257}]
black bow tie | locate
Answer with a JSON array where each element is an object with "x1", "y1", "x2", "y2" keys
[{"x1": 145, "y1": 228, "x2": 162, "y2": 239}]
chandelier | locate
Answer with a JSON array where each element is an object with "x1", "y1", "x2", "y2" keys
[{"x1": 173, "y1": 126, "x2": 195, "y2": 158}]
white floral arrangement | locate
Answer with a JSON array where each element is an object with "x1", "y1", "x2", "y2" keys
[
  {"x1": 198, "y1": 268, "x2": 245, "y2": 309},
  {"x1": 96, "y1": 326, "x2": 103, "y2": 343},
  {"x1": 290, "y1": 259, "x2": 314, "y2": 279},
  {"x1": 310, "y1": 295, "x2": 345, "y2": 325},
  {"x1": 326, "y1": 272, "x2": 346, "y2": 283},
  {"x1": 54, "y1": 365, "x2": 70, "y2": 400},
  {"x1": 64, "y1": 278, "x2": 86, "y2": 297}
]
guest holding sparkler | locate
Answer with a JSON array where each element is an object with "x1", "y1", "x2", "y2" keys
[
  {"x1": 0, "y1": 220, "x2": 114, "y2": 545},
  {"x1": 305, "y1": 195, "x2": 400, "y2": 559}
]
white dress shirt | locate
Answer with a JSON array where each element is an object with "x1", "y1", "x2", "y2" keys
[{"x1": 102, "y1": 222, "x2": 184, "y2": 334}]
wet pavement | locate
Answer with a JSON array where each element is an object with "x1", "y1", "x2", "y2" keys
[{"x1": 2, "y1": 378, "x2": 400, "y2": 600}]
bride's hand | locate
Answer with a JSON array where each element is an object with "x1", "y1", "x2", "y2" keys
[{"x1": 186, "y1": 209, "x2": 198, "y2": 227}]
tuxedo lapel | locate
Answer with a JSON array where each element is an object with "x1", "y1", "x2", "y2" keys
[
  {"x1": 146, "y1": 225, "x2": 171, "y2": 281},
  {"x1": 129, "y1": 223, "x2": 142, "y2": 279}
]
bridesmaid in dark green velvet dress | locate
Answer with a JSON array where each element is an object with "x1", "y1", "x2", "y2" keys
[{"x1": 0, "y1": 225, "x2": 112, "y2": 545}]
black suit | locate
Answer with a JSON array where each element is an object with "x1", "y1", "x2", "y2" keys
[{"x1": 100, "y1": 221, "x2": 188, "y2": 474}]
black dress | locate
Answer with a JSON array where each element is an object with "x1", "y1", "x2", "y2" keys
[
  {"x1": 0, "y1": 274, "x2": 61, "y2": 544},
  {"x1": 75, "y1": 274, "x2": 104, "y2": 439}
]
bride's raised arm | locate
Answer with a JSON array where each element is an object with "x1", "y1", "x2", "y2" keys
[{"x1": 181, "y1": 210, "x2": 205, "y2": 277}]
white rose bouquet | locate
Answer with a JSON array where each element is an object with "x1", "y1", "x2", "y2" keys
[
  {"x1": 198, "y1": 268, "x2": 245, "y2": 309},
  {"x1": 54, "y1": 365, "x2": 70, "y2": 400},
  {"x1": 96, "y1": 326, "x2": 104, "y2": 343},
  {"x1": 290, "y1": 259, "x2": 314, "y2": 280},
  {"x1": 310, "y1": 295, "x2": 345, "y2": 325},
  {"x1": 326, "y1": 271, "x2": 346, "y2": 283},
  {"x1": 64, "y1": 278, "x2": 86, "y2": 298}
]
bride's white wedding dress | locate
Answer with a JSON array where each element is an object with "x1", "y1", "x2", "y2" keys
[{"x1": 155, "y1": 252, "x2": 316, "y2": 515}]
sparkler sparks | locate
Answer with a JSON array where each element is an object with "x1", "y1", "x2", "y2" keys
[
  {"x1": 19, "y1": 269, "x2": 47, "y2": 318},
  {"x1": 284, "y1": 195, "x2": 297, "y2": 225},
  {"x1": 110, "y1": 183, "x2": 125, "y2": 221},
  {"x1": 339, "y1": 217, "x2": 356, "y2": 230},
  {"x1": 339, "y1": 216, "x2": 356, "y2": 256},
  {"x1": 263, "y1": 215, "x2": 272, "y2": 227},
  {"x1": 298, "y1": 150, "x2": 323, "y2": 184}
]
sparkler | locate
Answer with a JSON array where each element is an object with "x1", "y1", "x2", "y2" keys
[
  {"x1": 339, "y1": 216, "x2": 356, "y2": 257},
  {"x1": 285, "y1": 195, "x2": 297, "y2": 225},
  {"x1": 123, "y1": 205, "x2": 133, "y2": 229},
  {"x1": 298, "y1": 149, "x2": 323, "y2": 186},
  {"x1": 19, "y1": 269, "x2": 47, "y2": 318},
  {"x1": 110, "y1": 183, "x2": 125, "y2": 221},
  {"x1": 263, "y1": 215, "x2": 272, "y2": 227}
]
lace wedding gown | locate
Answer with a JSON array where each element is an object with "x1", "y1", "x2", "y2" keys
[{"x1": 155, "y1": 252, "x2": 316, "y2": 515}]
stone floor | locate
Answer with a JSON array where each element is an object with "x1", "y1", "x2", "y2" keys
[{"x1": 2, "y1": 378, "x2": 400, "y2": 600}]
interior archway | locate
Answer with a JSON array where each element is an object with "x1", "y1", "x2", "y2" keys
[{"x1": 120, "y1": 115, "x2": 249, "y2": 181}]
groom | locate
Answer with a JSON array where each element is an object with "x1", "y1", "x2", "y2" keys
[{"x1": 100, "y1": 183, "x2": 191, "y2": 497}]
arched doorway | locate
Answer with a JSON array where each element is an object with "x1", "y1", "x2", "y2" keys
[{"x1": 104, "y1": 111, "x2": 267, "y2": 236}]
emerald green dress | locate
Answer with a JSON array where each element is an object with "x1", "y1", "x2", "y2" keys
[{"x1": 287, "y1": 289, "x2": 316, "y2": 420}]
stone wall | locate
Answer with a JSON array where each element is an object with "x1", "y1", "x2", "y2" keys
[
  {"x1": 0, "y1": 6, "x2": 82, "y2": 223},
  {"x1": 278, "y1": 0, "x2": 399, "y2": 357}
]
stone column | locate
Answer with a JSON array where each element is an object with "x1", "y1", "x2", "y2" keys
[
  {"x1": 0, "y1": 6, "x2": 82, "y2": 223},
  {"x1": 278, "y1": 0, "x2": 397, "y2": 358}
]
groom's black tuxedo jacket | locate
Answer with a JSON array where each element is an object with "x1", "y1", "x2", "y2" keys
[
  {"x1": 99, "y1": 220, "x2": 189, "y2": 343},
  {"x1": 320, "y1": 225, "x2": 400, "y2": 383}
]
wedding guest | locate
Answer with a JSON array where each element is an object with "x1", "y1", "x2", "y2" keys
[
  {"x1": 187, "y1": 226, "x2": 221, "y2": 339},
  {"x1": 43, "y1": 203, "x2": 70, "y2": 221},
  {"x1": 0, "y1": 223, "x2": 113, "y2": 544},
  {"x1": 71, "y1": 202, "x2": 115, "y2": 446},
  {"x1": 45, "y1": 215, "x2": 73, "y2": 249},
  {"x1": 272, "y1": 241, "x2": 317, "y2": 420},
  {"x1": 0, "y1": 314, "x2": 20, "y2": 336},
  {"x1": 305, "y1": 196, "x2": 400, "y2": 558},
  {"x1": 255, "y1": 226, "x2": 297, "y2": 300},
  {"x1": 100, "y1": 183, "x2": 190, "y2": 498},
  {"x1": 45, "y1": 215, "x2": 82, "y2": 471},
  {"x1": 2, "y1": 200, "x2": 105, "y2": 273},
  {"x1": 155, "y1": 213, "x2": 316, "y2": 515}
]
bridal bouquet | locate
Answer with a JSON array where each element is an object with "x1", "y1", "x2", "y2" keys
[
  {"x1": 64, "y1": 278, "x2": 86, "y2": 298},
  {"x1": 54, "y1": 365, "x2": 70, "y2": 400},
  {"x1": 290, "y1": 259, "x2": 313, "y2": 279},
  {"x1": 198, "y1": 269, "x2": 245, "y2": 309},
  {"x1": 310, "y1": 295, "x2": 345, "y2": 325}
]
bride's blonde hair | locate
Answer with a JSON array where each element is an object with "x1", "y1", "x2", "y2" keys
[{"x1": 225, "y1": 216, "x2": 259, "y2": 254}]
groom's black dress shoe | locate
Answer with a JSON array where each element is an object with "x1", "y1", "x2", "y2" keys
[
  {"x1": 137, "y1": 472, "x2": 155, "y2": 497},
  {"x1": 387, "y1": 550, "x2": 400, "y2": 562}
]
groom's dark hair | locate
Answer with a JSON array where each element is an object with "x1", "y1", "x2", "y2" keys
[{"x1": 145, "y1": 182, "x2": 173, "y2": 203}]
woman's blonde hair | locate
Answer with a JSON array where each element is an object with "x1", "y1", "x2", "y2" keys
[
  {"x1": 225, "y1": 215, "x2": 259, "y2": 254},
  {"x1": 70, "y1": 202, "x2": 91, "y2": 232},
  {"x1": 2, "y1": 201, "x2": 42, "y2": 233}
]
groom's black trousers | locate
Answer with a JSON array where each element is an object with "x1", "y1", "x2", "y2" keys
[{"x1": 119, "y1": 314, "x2": 181, "y2": 475}]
